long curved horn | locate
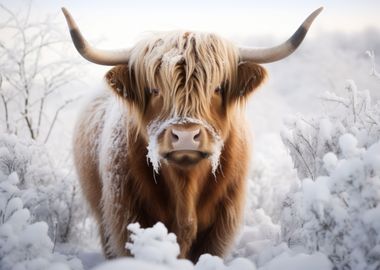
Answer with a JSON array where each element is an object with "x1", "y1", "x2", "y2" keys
[
  {"x1": 239, "y1": 7, "x2": 323, "y2": 63},
  {"x1": 62, "y1": 7, "x2": 131, "y2": 66}
]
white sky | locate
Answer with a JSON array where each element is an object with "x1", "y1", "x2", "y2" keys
[{"x1": 2, "y1": 0, "x2": 380, "y2": 48}]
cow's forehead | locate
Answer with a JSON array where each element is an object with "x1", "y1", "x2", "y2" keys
[{"x1": 129, "y1": 31, "x2": 239, "y2": 86}]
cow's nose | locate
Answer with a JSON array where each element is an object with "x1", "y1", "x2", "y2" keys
[{"x1": 171, "y1": 128, "x2": 201, "y2": 150}]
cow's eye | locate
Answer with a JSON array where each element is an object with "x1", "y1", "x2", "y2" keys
[
  {"x1": 214, "y1": 86, "x2": 224, "y2": 95},
  {"x1": 147, "y1": 88, "x2": 160, "y2": 96}
]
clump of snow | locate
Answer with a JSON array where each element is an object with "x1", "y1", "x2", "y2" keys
[
  {"x1": 363, "y1": 141, "x2": 380, "y2": 174},
  {"x1": 339, "y1": 133, "x2": 360, "y2": 158},
  {"x1": 322, "y1": 152, "x2": 338, "y2": 173},
  {"x1": 126, "y1": 222, "x2": 192, "y2": 269},
  {"x1": 147, "y1": 117, "x2": 223, "y2": 175}
]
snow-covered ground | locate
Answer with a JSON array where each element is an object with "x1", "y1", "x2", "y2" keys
[{"x1": 1, "y1": 29, "x2": 380, "y2": 269}]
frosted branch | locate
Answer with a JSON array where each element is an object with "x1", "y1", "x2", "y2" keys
[{"x1": 366, "y1": 50, "x2": 380, "y2": 79}]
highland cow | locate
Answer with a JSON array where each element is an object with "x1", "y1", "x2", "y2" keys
[{"x1": 62, "y1": 7, "x2": 322, "y2": 262}]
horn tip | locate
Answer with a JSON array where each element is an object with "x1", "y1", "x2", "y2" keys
[
  {"x1": 61, "y1": 7, "x2": 68, "y2": 16},
  {"x1": 61, "y1": 7, "x2": 77, "y2": 30},
  {"x1": 315, "y1": 6, "x2": 324, "y2": 15},
  {"x1": 310, "y1": 6, "x2": 324, "y2": 18},
  {"x1": 303, "y1": 6, "x2": 324, "y2": 29}
]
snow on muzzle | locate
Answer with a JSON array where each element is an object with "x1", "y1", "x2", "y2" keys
[{"x1": 146, "y1": 117, "x2": 223, "y2": 175}]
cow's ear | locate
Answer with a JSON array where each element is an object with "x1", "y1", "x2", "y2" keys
[
  {"x1": 234, "y1": 61, "x2": 267, "y2": 99},
  {"x1": 105, "y1": 64, "x2": 137, "y2": 102}
]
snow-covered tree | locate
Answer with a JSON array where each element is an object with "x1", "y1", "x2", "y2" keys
[{"x1": 0, "y1": 2, "x2": 80, "y2": 142}]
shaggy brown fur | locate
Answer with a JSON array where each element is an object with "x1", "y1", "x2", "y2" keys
[{"x1": 73, "y1": 31, "x2": 266, "y2": 262}]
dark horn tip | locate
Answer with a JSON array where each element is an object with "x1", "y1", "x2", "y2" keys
[
  {"x1": 316, "y1": 6, "x2": 324, "y2": 14},
  {"x1": 61, "y1": 7, "x2": 69, "y2": 17},
  {"x1": 61, "y1": 7, "x2": 77, "y2": 31},
  {"x1": 312, "y1": 7, "x2": 324, "y2": 19},
  {"x1": 306, "y1": 7, "x2": 324, "y2": 25}
]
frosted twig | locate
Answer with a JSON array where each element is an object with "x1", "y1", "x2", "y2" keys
[
  {"x1": 296, "y1": 132, "x2": 316, "y2": 161},
  {"x1": 283, "y1": 138, "x2": 315, "y2": 180},
  {"x1": 320, "y1": 91, "x2": 349, "y2": 108},
  {"x1": 43, "y1": 98, "x2": 77, "y2": 143},
  {"x1": 366, "y1": 50, "x2": 380, "y2": 79},
  {"x1": 345, "y1": 80, "x2": 358, "y2": 123}
]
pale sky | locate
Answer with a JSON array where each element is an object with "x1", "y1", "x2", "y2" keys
[{"x1": 2, "y1": 0, "x2": 380, "y2": 48}]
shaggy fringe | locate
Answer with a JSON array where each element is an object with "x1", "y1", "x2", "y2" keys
[{"x1": 129, "y1": 31, "x2": 239, "y2": 119}]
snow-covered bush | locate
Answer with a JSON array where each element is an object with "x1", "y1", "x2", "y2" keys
[
  {"x1": 0, "y1": 170, "x2": 82, "y2": 270},
  {"x1": 282, "y1": 80, "x2": 380, "y2": 180},
  {"x1": 0, "y1": 134, "x2": 86, "y2": 244},
  {"x1": 280, "y1": 80, "x2": 380, "y2": 269},
  {"x1": 232, "y1": 141, "x2": 332, "y2": 269}
]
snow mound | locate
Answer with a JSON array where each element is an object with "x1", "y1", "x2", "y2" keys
[
  {"x1": 94, "y1": 222, "x2": 256, "y2": 270},
  {"x1": 262, "y1": 252, "x2": 331, "y2": 270}
]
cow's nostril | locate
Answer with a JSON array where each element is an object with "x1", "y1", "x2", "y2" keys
[
  {"x1": 171, "y1": 130, "x2": 179, "y2": 142},
  {"x1": 193, "y1": 129, "x2": 201, "y2": 142}
]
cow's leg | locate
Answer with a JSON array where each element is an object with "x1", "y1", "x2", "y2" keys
[
  {"x1": 172, "y1": 181, "x2": 198, "y2": 258},
  {"x1": 98, "y1": 221, "x2": 116, "y2": 259},
  {"x1": 189, "y1": 211, "x2": 238, "y2": 262},
  {"x1": 176, "y1": 212, "x2": 198, "y2": 258},
  {"x1": 188, "y1": 186, "x2": 245, "y2": 263},
  {"x1": 100, "y1": 171, "x2": 136, "y2": 258}
]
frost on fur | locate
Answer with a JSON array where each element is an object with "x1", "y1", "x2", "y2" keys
[{"x1": 146, "y1": 117, "x2": 224, "y2": 175}]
